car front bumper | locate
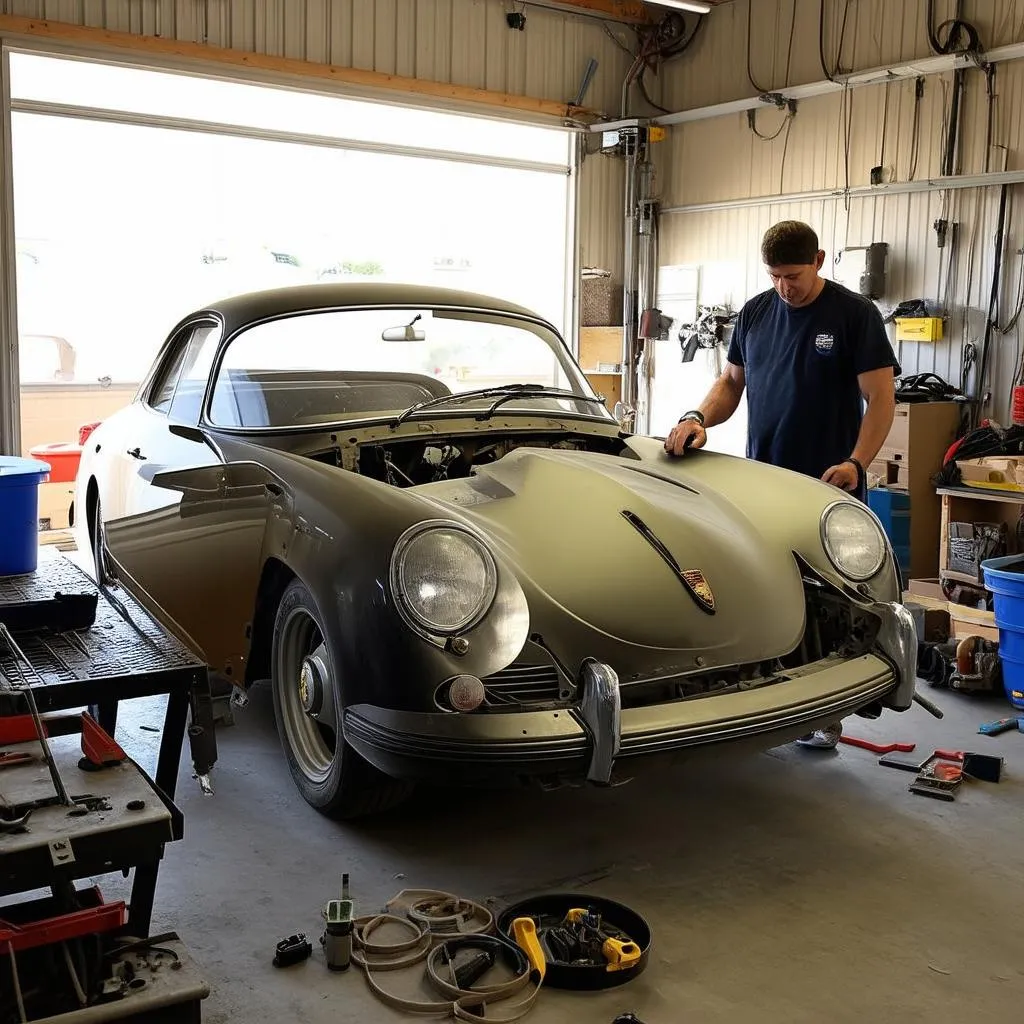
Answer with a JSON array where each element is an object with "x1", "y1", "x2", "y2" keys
[{"x1": 345, "y1": 650, "x2": 903, "y2": 787}]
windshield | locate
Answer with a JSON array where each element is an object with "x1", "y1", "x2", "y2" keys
[{"x1": 208, "y1": 306, "x2": 611, "y2": 429}]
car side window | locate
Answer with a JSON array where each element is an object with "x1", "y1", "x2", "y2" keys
[
  {"x1": 167, "y1": 324, "x2": 222, "y2": 424},
  {"x1": 148, "y1": 342, "x2": 190, "y2": 414}
]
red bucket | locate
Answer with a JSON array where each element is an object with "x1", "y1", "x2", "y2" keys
[{"x1": 29, "y1": 442, "x2": 83, "y2": 484}]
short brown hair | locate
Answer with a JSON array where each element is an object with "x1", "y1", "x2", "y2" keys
[{"x1": 761, "y1": 221, "x2": 820, "y2": 266}]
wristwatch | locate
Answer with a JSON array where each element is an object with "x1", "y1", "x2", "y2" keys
[{"x1": 679, "y1": 410, "x2": 705, "y2": 427}]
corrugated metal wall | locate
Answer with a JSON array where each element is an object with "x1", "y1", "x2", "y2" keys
[
  {"x1": 1, "y1": 0, "x2": 632, "y2": 277},
  {"x1": 656, "y1": 0, "x2": 1024, "y2": 424}
]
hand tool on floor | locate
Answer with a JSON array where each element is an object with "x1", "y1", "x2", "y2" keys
[
  {"x1": 273, "y1": 933, "x2": 312, "y2": 968},
  {"x1": 840, "y1": 736, "x2": 916, "y2": 754},
  {"x1": 978, "y1": 716, "x2": 1020, "y2": 735},
  {"x1": 321, "y1": 873, "x2": 354, "y2": 972},
  {"x1": 563, "y1": 908, "x2": 642, "y2": 973},
  {"x1": 878, "y1": 751, "x2": 932, "y2": 772},
  {"x1": 511, "y1": 916, "x2": 546, "y2": 981},
  {"x1": 0, "y1": 750, "x2": 35, "y2": 768}
]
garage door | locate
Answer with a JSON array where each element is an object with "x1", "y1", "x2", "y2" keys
[{"x1": 6, "y1": 51, "x2": 574, "y2": 460}]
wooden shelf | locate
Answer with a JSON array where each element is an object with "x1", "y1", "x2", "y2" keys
[
  {"x1": 940, "y1": 568, "x2": 986, "y2": 586},
  {"x1": 936, "y1": 485, "x2": 1024, "y2": 505}
]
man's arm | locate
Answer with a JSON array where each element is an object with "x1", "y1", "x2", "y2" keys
[
  {"x1": 821, "y1": 366, "x2": 897, "y2": 490},
  {"x1": 664, "y1": 361, "x2": 746, "y2": 456}
]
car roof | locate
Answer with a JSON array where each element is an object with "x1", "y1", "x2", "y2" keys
[{"x1": 193, "y1": 282, "x2": 553, "y2": 336}]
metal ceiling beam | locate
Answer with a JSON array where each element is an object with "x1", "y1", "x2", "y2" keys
[
  {"x1": 522, "y1": 1, "x2": 653, "y2": 24},
  {"x1": 662, "y1": 168, "x2": 1024, "y2": 216},
  {"x1": 590, "y1": 40, "x2": 1024, "y2": 130}
]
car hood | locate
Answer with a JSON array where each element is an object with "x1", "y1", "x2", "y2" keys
[{"x1": 414, "y1": 447, "x2": 808, "y2": 671}]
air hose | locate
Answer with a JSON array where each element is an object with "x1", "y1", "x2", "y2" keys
[{"x1": 350, "y1": 889, "x2": 543, "y2": 1021}]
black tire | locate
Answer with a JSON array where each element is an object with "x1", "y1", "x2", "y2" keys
[
  {"x1": 90, "y1": 493, "x2": 115, "y2": 586},
  {"x1": 270, "y1": 578, "x2": 413, "y2": 819}
]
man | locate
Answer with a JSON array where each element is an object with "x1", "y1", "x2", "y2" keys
[{"x1": 664, "y1": 220, "x2": 900, "y2": 749}]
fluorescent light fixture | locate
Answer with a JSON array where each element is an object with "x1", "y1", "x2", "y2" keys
[{"x1": 645, "y1": 1, "x2": 713, "y2": 13}]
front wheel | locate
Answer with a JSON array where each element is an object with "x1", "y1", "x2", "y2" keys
[
  {"x1": 270, "y1": 578, "x2": 413, "y2": 818},
  {"x1": 90, "y1": 494, "x2": 116, "y2": 586}
]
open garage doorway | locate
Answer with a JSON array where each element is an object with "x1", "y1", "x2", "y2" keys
[{"x1": 6, "y1": 52, "x2": 574, "y2": 529}]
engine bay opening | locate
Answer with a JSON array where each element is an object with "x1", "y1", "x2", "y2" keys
[{"x1": 309, "y1": 431, "x2": 634, "y2": 488}]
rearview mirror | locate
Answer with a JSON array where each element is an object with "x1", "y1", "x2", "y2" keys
[{"x1": 382, "y1": 314, "x2": 426, "y2": 342}]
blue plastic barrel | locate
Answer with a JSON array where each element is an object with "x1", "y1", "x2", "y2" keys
[
  {"x1": 981, "y1": 553, "x2": 1024, "y2": 710},
  {"x1": 0, "y1": 456, "x2": 50, "y2": 576}
]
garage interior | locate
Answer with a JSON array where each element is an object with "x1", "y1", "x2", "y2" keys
[{"x1": 1, "y1": 1, "x2": 1024, "y2": 1022}]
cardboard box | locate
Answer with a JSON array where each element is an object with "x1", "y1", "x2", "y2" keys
[
  {"x1": 955, "y1": 456, "x2": 1024, "y2": 493},
  {"x1": 905, "y1": 601, "x2": 951, "y2": 642},
  {"x1": 949, "y1": 605, "x2": 999, "y2": 643},
  {"x1": 908, "y1": 578, "x2": 946, "y2": 601}
]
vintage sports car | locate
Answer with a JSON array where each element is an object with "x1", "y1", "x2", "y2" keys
[{"x1": 74, "y1": 282, "x2": 919, "y2": 818}]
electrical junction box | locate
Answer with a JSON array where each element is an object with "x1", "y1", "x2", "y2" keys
[{"x1": 895, "y1": 317, "x2": 944, "y2": 342}]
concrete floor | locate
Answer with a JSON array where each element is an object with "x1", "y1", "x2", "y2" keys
[{"x1": 88, "y1": 677, "x2": 1024, "y2": 1024}]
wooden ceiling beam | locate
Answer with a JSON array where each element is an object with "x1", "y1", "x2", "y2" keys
[
  {"x1": 0, "y1": 15, "x2": 602, "y2": 121},
  {"x1": 521, "y1": 1, "x2": 654, "y2": 25}
]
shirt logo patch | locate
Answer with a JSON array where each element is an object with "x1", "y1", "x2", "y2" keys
[{"x1": 815, "y1": 333, "x2": 835, "y2": 354}]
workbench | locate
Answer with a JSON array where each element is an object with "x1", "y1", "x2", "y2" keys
[{"x1": 0, "y1": 546, "x2": 216, "y2": 1021}]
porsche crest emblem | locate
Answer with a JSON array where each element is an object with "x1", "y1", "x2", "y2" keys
[{"x1": 681, "y1": 569, "x2": 716, "y2": 614}]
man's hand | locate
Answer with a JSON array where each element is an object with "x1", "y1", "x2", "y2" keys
[
  {"x1": 664, "y1": 419, "x2": 707, "y2": 457},
  {"x1": 822, "y1": 461, "x2": 859, "y2": 491}
]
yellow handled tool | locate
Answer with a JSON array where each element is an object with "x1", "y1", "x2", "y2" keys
[
  {"x1": 602, "y1": 937, "x2": 641, "y2": 972},
  {"x1": 511, "y1": 916, "x2": 546, "y2": 982}
]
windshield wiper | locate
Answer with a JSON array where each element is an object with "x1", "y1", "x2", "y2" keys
[
  {"x1": 474, "y1": 386, "x2": 607, "y2": 420},
  {"x1": 389, "y1": 384, "x2": 604, "y2": 428}
]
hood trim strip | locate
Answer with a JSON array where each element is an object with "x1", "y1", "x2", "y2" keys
[{"x1": 620, "y1": 509, "x2": 716, "y2": 616}]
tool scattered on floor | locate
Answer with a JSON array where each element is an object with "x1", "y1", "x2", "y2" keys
[
  {"x1": 840, "y1": 735, "x2": 916, "y2": 754},
  {"x1": 273, "y1": 933, "x2": 312, "y2": 968},
  {"x1": 978, "y1": 716, "x2": 1020, "y2": 735},
  {"x1": 909, "y1": 761, "x2": 963, "y2": 801},
  {"x1": 962, "y1": 752, "x2": 1004, "y2": 782},
  {"x1": 497, "y1": 893, "x2": 650, "y2": 991},
  {"x1": 877, "y1": 751, "x2": 931, "y2": 772},
  {"x1": 277, "y1": 884, "x2": 651, "y2": 1019},
  {"x1": 321, "y1": 873, "x2": 354, "y2": 972}
]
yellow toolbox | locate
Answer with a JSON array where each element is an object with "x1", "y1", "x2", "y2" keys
[{"x1": 894, "y1": 316, "x2": 944, "y2": 342}]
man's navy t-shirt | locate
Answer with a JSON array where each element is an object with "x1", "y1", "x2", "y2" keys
[{"x1": 725, "y1": 280, "x2": 901, "y2": 481}]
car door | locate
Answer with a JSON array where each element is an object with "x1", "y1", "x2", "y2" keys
[{"x1": 106, "y1": 320, "x2": 273, "y2": 676}]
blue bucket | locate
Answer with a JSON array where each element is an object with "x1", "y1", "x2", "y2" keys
[
  {"x1": 981, "y1": 554, "x2": 1024, "y2": 710},
  {"x1": 0, "y1": 456, "x2": 50, "y2": 576}
]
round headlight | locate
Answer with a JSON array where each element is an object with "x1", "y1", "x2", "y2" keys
[
  {"x1": 391, "y1": 523, "x2": 498, "y2": 635},
  {"x1": 821, "y1": 501, "x2": 888, "y2": 581}
]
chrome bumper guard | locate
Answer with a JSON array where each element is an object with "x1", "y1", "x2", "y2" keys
[
  {"x1": 575, "y1": 658, "x2": 621, "y2": 785},
  {"x1": 574, "y1": 600, "x2": 919, "y2": 785},
  {"x1": 872, "y1": 601, "x2": 919, "y2": 711}
]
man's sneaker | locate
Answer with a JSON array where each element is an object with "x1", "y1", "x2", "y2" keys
[{"x1": 795, "y1": 722, "x2": 843, "y2": 749}]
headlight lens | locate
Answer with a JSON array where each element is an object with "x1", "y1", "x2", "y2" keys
[
  {"x1": 391, "y1": 524, "x2": 498, "y2": 635},
  {"x1": 821, "y1": 501, "x2": 888, "y2": 581}
]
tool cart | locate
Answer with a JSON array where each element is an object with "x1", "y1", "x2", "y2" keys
[{"x1": 1, "y1": 546, "x2": 217, "y2": 1022}]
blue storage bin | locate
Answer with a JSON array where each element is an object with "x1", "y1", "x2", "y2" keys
[
  {"x1": 0, "y1": 456, "x2": 50, "y2": 576},
  {"x1": 868, "y1": 487, "x2": 911, "y2": 575},
  {"x1": 980, "y1": 554, "x2": 1024, "y2": 710}
]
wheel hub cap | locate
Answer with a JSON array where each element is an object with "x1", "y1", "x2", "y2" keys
[{"x1": 299, "y1": 653, "x2": 327, "y2": 716}]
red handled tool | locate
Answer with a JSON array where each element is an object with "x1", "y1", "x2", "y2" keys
[{"x1": 840, "y1": 736, "x2": 916, "y2": 754}]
